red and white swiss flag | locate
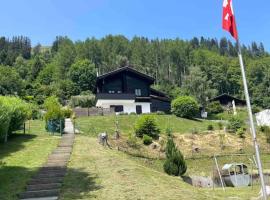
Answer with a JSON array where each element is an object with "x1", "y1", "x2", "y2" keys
[{"x1": 222, "y1": 0, "x2": 238, "y2": 40}]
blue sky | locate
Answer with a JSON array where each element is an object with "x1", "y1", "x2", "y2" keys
[{"x1": 0, "y1": 0, "x2": 269, "y2": 50}]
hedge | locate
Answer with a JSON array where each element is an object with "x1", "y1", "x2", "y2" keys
[{"x1": 0, "y1": 96, "x2": 31, "y2": 142}]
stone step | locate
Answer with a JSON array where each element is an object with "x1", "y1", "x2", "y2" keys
[
  {"x1": 34, "y1": 172, "x2": 66, "y2": 179},
  {"x1": 27, "y1": 183, "x2": 62, "y2": 191},
  {"x1": 19, "y1": 189, "x2": 60, "y2": 199},
  {"x1": 20, "y1": 197, "x2": 58, "y2": 200},
  {"x1": 29, "y1": 177, "x2": 63, "y2": 185},
  {"x1": 39, "y1": 167, "x2": 66, "y2": 172}
]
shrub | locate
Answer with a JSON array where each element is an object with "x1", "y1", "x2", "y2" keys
[
  {"x1": 236, "y1": 128, "x2": 245, "y2": 139},
  {"x1": 171, "y1": 96, "x2": 199, "y2": 118},
  {"x1": 129, "y1": 112, "x2": 137, "y2": 115},
  {"x1": 0, "y1": 96, "x2": 31, "y2": 142},
  {"x1": 143, "y1": 134, "x2": 153, "y2": 145},
  {"x1": 261, "y1": 126, "x2": 270, "y2": 143},
  {"x1": 227, "y1": 116, "x2": 244, "y2": 132},
  {"x1": 69, "y1": 95, "x2": 95, "y2": 108},
  {"x1": 206, "y1": 101, "x2": 224, "y2": 114},
  {"x1": 44, "y1": 96, "x2": 65, "y2": 132},
  {"x1": 207, "y1": 124, "x2": 214, "y2": 131},
  {"x1": 134, "y1": 115, "x2": 160, "y2": 139},
  {"x1": 218, "y1": 121, "x2": 223, "y2": 130},
  {"x1": 62, "y1": 107, "x2": 73, "y2": 118},
  {"x1": 163, "y1": 137, "x2": 187, "y2": 176}
]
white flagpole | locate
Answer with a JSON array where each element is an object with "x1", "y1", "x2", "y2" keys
[{"x1": 237, "y1": 40, "x2": 267, "y2": 200}]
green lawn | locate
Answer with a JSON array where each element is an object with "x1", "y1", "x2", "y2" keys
[
  {"x1": 75, "y1": 115, "x2": 218, "y2": 136},
  {"x1": 60, "y1": 135, "x2": 261, "y2": 200},
  {"x1": 0, "y1": 120, "x2": 60, "y2": 200}
]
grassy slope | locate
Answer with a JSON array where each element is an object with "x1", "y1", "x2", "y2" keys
[
  {"x1": 0, "y1": 120, "x2": 60, "y2": 200},
  {"x1": 76, "y1": 115, "x2": 218, "y2": 136},
  {"x1": 61, "y1": 135, "x2": 259, "y2": 200}
]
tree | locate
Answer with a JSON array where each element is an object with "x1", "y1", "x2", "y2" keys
[
  {"x1": 183, "y1": 67, "x2": 217, "y2": 106},
  {"x1": 0, "y1": 66, "x2": 24, "y2": 95},
  {"x1": 68, "y1": 59, "x2": 97, "y2": 92},
  {"x1": 163, "y1": 137, "x2": 187, "y2": 176}
]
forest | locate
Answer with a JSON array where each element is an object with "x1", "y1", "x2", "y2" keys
[{"x1": 0, "y1": 35, "x2": 269, "y2": 108}]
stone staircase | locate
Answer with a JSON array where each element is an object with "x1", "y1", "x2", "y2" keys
[{"x1": 19, "y1": 119, "x2": 75, "y2": 200}]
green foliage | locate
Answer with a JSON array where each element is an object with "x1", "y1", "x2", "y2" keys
[
  {"x1": 62, "y1": 107, "x2": 73, "y2": 118},
  {"x1": 207, "y1": 124, "x2": 214, "y2": 131},
  {"x1": 69, "y1": 94, "x2": 95, "y2": 108},
  {"x1": 227, "y1": 116, "x2": 244, "y2": 132},
  {"x1": 134, "y1": 115, "x2": 160, "y2": 139},
  {"x1": 163, "y1": 137, "x2": 187, "y2": 176},
  {"x1": 0, "y1": 66, "x2": 24, "y2": 95},
  {"x1": 206, "y1": 101, "x2": 224, "y2": 115},
  {"x1": 0, "y1": 96, "x2": 31, "y2": 141},
  {"x1": 236, "y1": 128, "x2": 246, "y2": 139},
  {"x1": 260, "y1": 126, "x2": 270, "y2": 144},
  {"x1": 171, "y1": 96, "x2": 199, "y2": 118},
  {"x1": 142, "y1": 134, "x2": 153, "y2": 145},
  {"x1": 68, "y1": 59, "x2": 96, "y2": 93},
  {"x1": 127, "y1": 133, "x2": 139, "y2": 148},
  {"x1": 218, "y1": 121, "x2": 223, "y2": 130},
  {"x1": 44, "y1": 96, "x2": 64, "y2": 132}
]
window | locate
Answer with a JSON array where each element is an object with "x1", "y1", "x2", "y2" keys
[
  {"x1": 135, "y1": 89, "x2": 141, "y2": 96},
  {"x1": 110, "y1": 105, "x2": 124, "y2": 113}
]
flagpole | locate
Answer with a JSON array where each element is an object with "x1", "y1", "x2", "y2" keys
[{"x1": 237, "y1": 39, "x2": 267, "y2": 200}]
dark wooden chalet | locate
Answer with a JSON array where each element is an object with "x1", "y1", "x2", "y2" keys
[
  {"x1": 95, "y1": 66, "x2": 170, "y2": 114},
  {"x1": 209, "y1": 93, "x2": 246, "y2": 106}
]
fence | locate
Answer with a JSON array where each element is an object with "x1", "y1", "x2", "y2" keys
[{"x1": 73, "y1": 107, "x2": 115, "y2": 117}]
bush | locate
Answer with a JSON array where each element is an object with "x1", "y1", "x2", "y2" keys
[
  {"x1": 44, "y1": 96, "x2": 65, "y2": 132},
  {"x1": 0, "y1": 96, "x2": 31, "y2": 142},
  {"x1": 129, "y1": 112, "x2": 137, "y2": 115},
  {"x1": 261, "y1": 126, "x2": 270, "y2": 143},
  {"x1": 163, "y1": 137, "x2": 187, "y2": 176},
  {"x1": 134, "y1": 115, "x2": 160, "y2": 139},
  {"x1": 143, "y1": 134, "x2": 153, "y2": 145},
  {"x1": 206, "y1": 101, "x2": 224, "y2": 115},
  {"x1": 171, "y1": 96, "x2": 199, "y2": 118},
  {"x1": 207, "y1": 124, "x2": 214, "y2": 131},
  {"x1": 69, "y1": 95, "x2": 95, "y2": 108},
  {"x1": 227, "y1": 116, "x2": 244, "y2": 132},
  {"x1": 218, "y1": 121, "x2": 223, "y2": 130},
  {"x1": 62, "y1": 107, "x2": 73, "y2": 118},
  {"x1": 236, "y1": 128, "x2": 245, "y2": 139}
]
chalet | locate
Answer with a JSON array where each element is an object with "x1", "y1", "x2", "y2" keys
[
  {"x1": 95, "y1": 66, "x2": 170, "y2": 114},
  {"x1": 209, "y1": 94, "x2": 246, "y2": 106}
]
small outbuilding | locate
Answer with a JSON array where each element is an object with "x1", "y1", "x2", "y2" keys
[
  {"x1": 255, "y1": 109, "x2": 270, "y2": 126},
  {"x1": 209, "y1": 94, "x2": 246, "y2": 106}
]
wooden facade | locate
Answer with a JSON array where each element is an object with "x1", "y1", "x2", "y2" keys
[{"x1": 96, "y1": 67, "x2": 171, "y2": 114}]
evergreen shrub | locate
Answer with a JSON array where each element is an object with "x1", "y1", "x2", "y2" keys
[
  {"x1": 134, "y1": 115, "x2": 160, "y2": 139},
  {"x1": 163, "y1": 137, "x2": 187, "y2": 176}
]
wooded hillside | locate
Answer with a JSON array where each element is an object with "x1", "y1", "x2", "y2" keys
[{"x1": 0, "y1": 35, "x2": 269, "y2": 108}]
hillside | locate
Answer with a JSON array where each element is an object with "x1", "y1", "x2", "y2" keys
[{"x1": 60, "y1": 135, "x2": 260, "y2": 200}]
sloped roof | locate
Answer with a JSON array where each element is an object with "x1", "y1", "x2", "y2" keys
[
  {"x1": 97, "y1": 66, "x2": 155, "y2": 83},
  {"x1": 209, "y1": 93, "x2": 246, "y2": 104}
]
